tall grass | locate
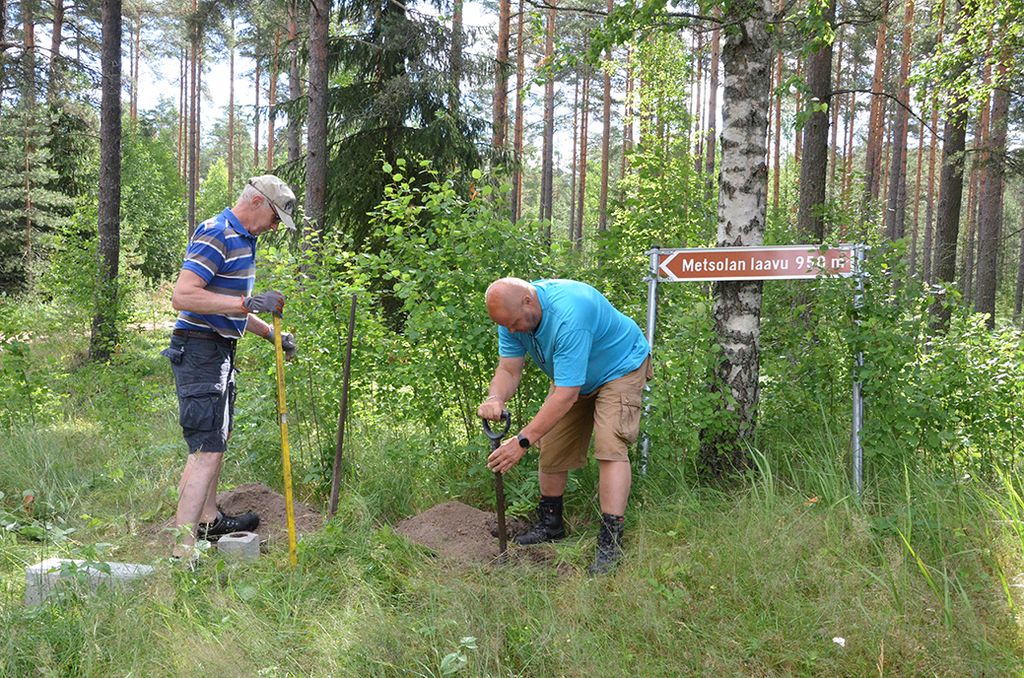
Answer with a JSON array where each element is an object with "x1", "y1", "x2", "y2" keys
[{"x1": 1, "y1": 311, "x2": 1022, "y2": 675}]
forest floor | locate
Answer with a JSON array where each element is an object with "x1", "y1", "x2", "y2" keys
[{"x1": 1, "y1": 300, "x2": 1023, "y2": 676}]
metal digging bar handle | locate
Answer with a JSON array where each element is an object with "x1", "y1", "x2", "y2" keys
[{"x1": 482, "y1": 411, "x2": 511, "y2": 559}]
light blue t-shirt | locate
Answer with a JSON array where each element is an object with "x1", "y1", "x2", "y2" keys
[{"x1": 497, "y1": 280, "x2": 650, "y2": 395}]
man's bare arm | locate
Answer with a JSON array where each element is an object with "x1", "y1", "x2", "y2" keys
[
  {"x1": 478, "y1": 357, "x2": 525, "y2": 420},
  {"x1": 171, "y1": 270, "x2": 248, "y2": 316},
  {"x1": 518, "y1": 385, "x2": 580, "y2": 443}
]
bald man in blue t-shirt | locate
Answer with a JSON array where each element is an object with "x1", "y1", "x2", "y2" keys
[{"x1": 478, "y1": 277, "x2": 651, "y2": 574}]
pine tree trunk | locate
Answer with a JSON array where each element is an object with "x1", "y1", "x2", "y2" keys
[
  {"x1": 962, "y1": 67, "x2": 991, "y2": 303},
  {"x1": 598, "y1": 0, "x2": 613, "y2": 233},
  {"x1": 569, "y1": 74, "x2": 579, "y2": 241},
  {"x1": 188, "y1": 5, "x2": 198, "y2": 236},
  {"x1": 699, "y1": 0, "x2": 771, "y2": 476},
  {"x1": 974, "y1": 59, "x2": 1010, "y2": 327},
  {"x1": 90, "y1": 0, "x2": 122, "y2": 362},
  {"x1": 962, "y1": 169, "x2": 978, "y2": 301},
  {"x1": 883, "y1": 0, "x2": 914, "y2": 241},
  {"x1": 306, "y1": 0, "x2": 329, "y2": 238},
  {"x1": 843, "y1": 90, "x2": 856, "y2": 200},
  {"x1": 510, "y1": 0, "x2": 526, "y2": 222},
  {"x1": 704, "y1": 16, "x2": 721, "y2": 198},
  {"x1": 922, "y1": 2, "x2": 945, "y2": 283},
  {"x1": 178, "y1": 49, "x2": 184, "y2": 178},
  {"x1": 793, "y1": 59, "x2": 803, "y2": 166},
  {"x1": 449, "y1": 0, "x2": 464, "y2": 113},
  {"x1": 795, "y1": 0, "x2": 835, "y2": 242},
  {"x1": 879, "y1": 122, "x2": 892, "y2": 214},
  {"x1": 130, "y1": 15, "x2": 141, "y2": 121},
  {"x1": 287, "y1": 0, "x2": 302, "y2": 165},
  {"x1": 492, "y1": 0, "x2": 511, "y2": 150},
  {"x1": 21, "y1": 0, "x2": 35, "y2": 276},
  {"x1": 0, "y1": 0, "x2": 7, "y2": 103},
  {"x1": 48, "y1": 0, "x2": 63, "y2": 98},
  {"x1": 267, "y1": 31, "x2": 280, "y2": 170},
  {"x1": 930, "y1": 0, "x2": 970, "y2": 329},
  {"x1": 194, "y1": 42, "x2": 202, "y2": 201},
  {"x1": 575, "y1": 64, "x2": 590, "y2": 248},
  {"x1": 771, "y1": 3, "x2": 783, "y2": 211},
  {"x1": 621, "y1": 46, "x2": 633, "y2": 188},
  {"x1": 253, "y1": 58, "x2": 261, "y2": 170},
  {"x1": 828, "y1": 25, "x2": 843, "y2": 196},
  {"x1": 1014, "y1": 205, "x2": 1024, "y2": 324},
  {"x1": 228, "y1": 13, "x2": 235, "y2": 195},
  {"x1": 23, "y1": 0, "x2": 34, "y2": 102},
  {"x1": 910, "y1": 120, "x2": 924, "y2": 277},
  {"x1": 862, "y1": 0, "x2": 890, "y2": 220},
  {"x1": 538, "y1": 0, "x2": 556, "y2": 227},
  {"x1": 692, "y1": 29, "x2": 703, "y2": 161}
]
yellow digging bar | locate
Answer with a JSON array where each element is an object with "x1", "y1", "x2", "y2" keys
[{"x1": 273, "y1": 315, "x2": 299, "y2": 567}]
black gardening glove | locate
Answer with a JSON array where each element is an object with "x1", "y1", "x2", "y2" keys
[
  {"x1": 266, "y1": 329, "x2": 297, "y2": 360},
  {"x1": 242, "y1": 290, "x2": 285, "y2": 316}
]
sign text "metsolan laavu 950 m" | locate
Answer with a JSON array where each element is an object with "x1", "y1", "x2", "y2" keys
[{"x1": 656, "y1": 245, "x2": 856, "y2": 282}]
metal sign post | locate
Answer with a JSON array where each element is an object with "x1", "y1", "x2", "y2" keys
[
  {"x1": 851, "y1": 245, "x2": 866, "y2": 499},
  {"x1": 640, "y1": 244, "x2": 864, "y2": 496}
]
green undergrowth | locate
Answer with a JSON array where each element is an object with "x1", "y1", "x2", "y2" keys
[{"x1": 1, "y1": 311, "x2": 1022, "y2": 675}]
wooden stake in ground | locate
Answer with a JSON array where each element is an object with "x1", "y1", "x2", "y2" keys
[{"x1": 329, "y1": 295, "x2": 357, "y2": 518}]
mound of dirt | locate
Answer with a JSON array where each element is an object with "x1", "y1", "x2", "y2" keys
[
  {"x1": 395, "y1": 501, "x2": 554, "y2": 566},
  {"x1": 149, "y1": 483, "x2": 323, "y2": 549},
  {"x1": 216, "y1": 483, "x2": 323, "y2": 546}
]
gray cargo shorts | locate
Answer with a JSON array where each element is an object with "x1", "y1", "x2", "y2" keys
[{"x1": 161, "y1": 333, "x2": 238, "y2": 453}]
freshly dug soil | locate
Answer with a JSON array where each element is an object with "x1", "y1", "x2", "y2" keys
[
  {"x1": 149, "y1": 482, "x2": 323, "y2": 549},
  {"x1": 216, "y1": 483, "x2": 323, "y2": 546},
  {"x1": 395, "y1": 500, "x2": 555, "y2": 566}
]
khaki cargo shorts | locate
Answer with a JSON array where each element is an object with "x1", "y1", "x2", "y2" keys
[{"x1": 538, "y1": 355, "x2": 652, "y2": 473}]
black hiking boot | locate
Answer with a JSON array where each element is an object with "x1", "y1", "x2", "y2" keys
[
  {"x1": 513, "y1": 496, "x2": 566, "y2": 545},
  {"x1": 588, "y1": 513, "x2": 625, "y2": 575},
  {"x1": 198, "y1": 508, "x2": 259, "y2": 542}
]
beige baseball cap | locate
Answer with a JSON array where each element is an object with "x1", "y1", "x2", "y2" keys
[{"x1": 248, "y1": 175, "x2": 297, "y2": 231}]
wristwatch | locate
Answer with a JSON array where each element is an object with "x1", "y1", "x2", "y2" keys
[{"x1": 516, "y1": 434, "x2": 531, "y2": 449}]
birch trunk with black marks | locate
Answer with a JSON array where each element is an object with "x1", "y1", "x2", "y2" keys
[{"x1": 699, "y1": 0, "x2": 771, "y2": 476}]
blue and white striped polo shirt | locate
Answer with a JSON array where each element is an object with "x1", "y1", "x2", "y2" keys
[{"x1": 174, "y1": 208, "x2": 256, "y2": 339}]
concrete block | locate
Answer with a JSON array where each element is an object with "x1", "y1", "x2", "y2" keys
[
  {"x1": 216, "y1": 531, "x2": 260, "y2": 562},
  {"x1": 25, "y1": 558, "x2": 155, "y2": 606}
]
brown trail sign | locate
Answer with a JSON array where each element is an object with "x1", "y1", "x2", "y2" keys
[
  {"x1": 642, "y1": 244, "x2": 866, "y2": 496},
  {"x1": 656, "y1": 245, "x2": 855, "y2": 282}
]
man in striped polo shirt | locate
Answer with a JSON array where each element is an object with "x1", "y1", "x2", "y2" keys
[{"x1": 162, "y1": 175, "x2": 298, "y2": 562}]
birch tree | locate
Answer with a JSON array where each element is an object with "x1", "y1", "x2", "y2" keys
[{"x1": 699, "y1": 0, "x2": 772, "y2": 475}]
